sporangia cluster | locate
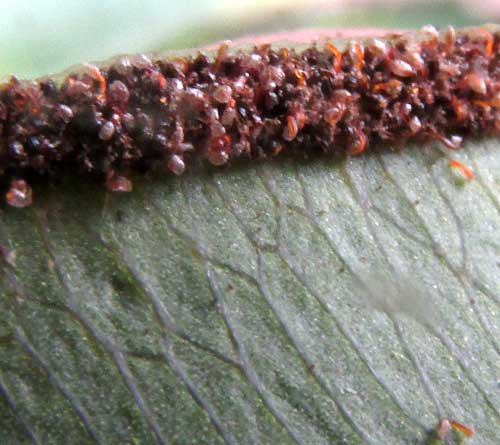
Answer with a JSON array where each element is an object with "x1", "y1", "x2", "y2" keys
[{"x1": 1, "y1": 26, "x2": 499, "y2": 207}]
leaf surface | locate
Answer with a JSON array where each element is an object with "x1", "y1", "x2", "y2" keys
[{"x1": 0, "y1": 134, "x2": 499, "y2": 444}]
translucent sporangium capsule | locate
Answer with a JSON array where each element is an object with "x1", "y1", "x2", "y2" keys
[
  {"x1": 388, "y1": 59, "x2": 416, "y2": 77},
  {"x1": 99, "y1": 121, "x2": 115, "y2": 141},
  {"x1": 283, "y1": 116, "x2": 299, "y2": 141},
  {"x1": 463, "y1": 73, "x2": 487, "y2": 95},
  {"x1": 6, "y1": 179, "x2": 32, "y2": 208},
  {"x1": 106, "y1": 171, "x2": 133, "y2": 192},
  {"x1": 108, "y1": 80, "x2": 130, "y2": 106},
  {"x1": 213, "y1": 85, "x2": 233, "y2": 104},
  {"x1": 168, "y1": 154, "x2": 186, "y2": 175}
]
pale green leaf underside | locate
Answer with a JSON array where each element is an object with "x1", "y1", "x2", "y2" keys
[{"x1": 0, "y1": 139, "x2": 499, "y2": 444}]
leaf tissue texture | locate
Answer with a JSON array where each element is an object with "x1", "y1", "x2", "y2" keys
[{"x1": 0, "y1": 132, "x2": 499, "y2": 444}]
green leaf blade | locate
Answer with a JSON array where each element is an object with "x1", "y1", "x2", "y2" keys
[{"x1": 1, "y1": 138, "x2": 499, "y2": 444}]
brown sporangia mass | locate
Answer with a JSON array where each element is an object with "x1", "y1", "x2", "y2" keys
[{"x1": 1, "y1": 25, "x2": 500, "y2": 207}]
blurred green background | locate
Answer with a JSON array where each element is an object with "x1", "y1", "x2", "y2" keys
[{"x1": 1, "y1": 0, "x2": 498, "y2": 79}]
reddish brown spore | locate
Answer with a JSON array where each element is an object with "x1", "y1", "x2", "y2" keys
[
  {"x1": 388, "y1": 58, "x2": 416, "y2": 78},
  {"x1": 106, "y1": 171, "x2": 132, "y2": 192},
  {"x1": 444, "y1": 26, "x2": 456, "y2": 55},
  {"x1": 449, "y1": 419, "x2": 475, "y2": 438},
  {"x1": 56, "y1": 104, "x2": 74, "y2": 123},
  {"x1": 474, "y1": 97, "x2": 500, "y2": 108},
  {"x1": 214, "y1": 41, "x2": 229, "y2": 72},
  {"x1": 351, "y1": 41, "x2": 364, "y2": 71},
  {"x1": 324, "y1": 104, "x2": 346, "y2": 125},
  {"x1": 168, "y1": 154, "x2": 186, "y2": 176},
  {"x1": 294, "y1": 69, "x2": 306, "y2": 86},
  {"x1": 451, "y1": 96, "x2": 468, "y2": 122},
  {"x1": 1, "y1": 26, "x2": 500, "y2": 207},
  {"x1": 86, "y1": 64, "x2": 107, "y2": 96},
  {"x1": 468, "y1": 28, "x2": 494, "y2": 56},
  {"x1": 6, "y1": 179, "x2": 32, "y2": 208},
  {"x1": 347, "y1": 128, "x2": 367, "y2": 156},
  {"x1": 325, "y1": 43, "x2": 342, "y2": 73},
  {"x1": 462, "y1": 73, "x2": 487, "y2": 95},
  {"x1": 108, "y1": 80, "x2": 130, "y2": 106},
  {"x1": 207, "y1": 134, "x2": 231, "y2": 166},
  {"x1": 213, "y1": 85, "x2": 233, "y2": 104},
  {"x1": 435, "y1": 417, "x2": 475, "y2": 441},
  {"x1": 449, "y1": 159, "x2": 474, "y2": 180},
  {"x1": 99, "y1": 121, "x2": 115, "y2": 141},
  {"x1": 421, "y1": 25, "x2": 440, "y2": 42},
  {"x1": 373, "y1": 79, "x2": 403, "y2": 96},
  {"x1": 408, "y1": 116, "x2": 422, "y2": 134},
  {"x1": 283, "y1": 116, "x2": 299, "y2": 141}
]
